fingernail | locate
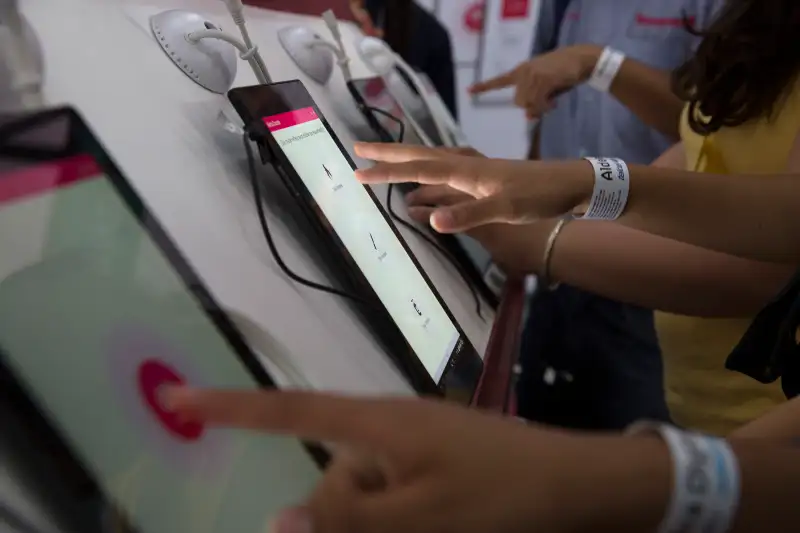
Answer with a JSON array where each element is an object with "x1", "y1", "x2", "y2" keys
[
  {"x1": 160, "y1": 386, "x2": 194, "y2": 410},
  {"x1": 271, "y1": 508, "x2": 313, "y2": 533},
  {"x1": 431, "y1": 209, "x2": 454, "y2": 231}
]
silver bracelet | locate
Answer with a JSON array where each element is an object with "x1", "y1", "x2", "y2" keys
[{"x1": 539, "y1": 217, "x2": 571, "y2": 291}]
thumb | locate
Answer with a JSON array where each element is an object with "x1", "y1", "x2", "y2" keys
[{"x1": 430, "y1": 197, "x2": 511, "y2": 233}]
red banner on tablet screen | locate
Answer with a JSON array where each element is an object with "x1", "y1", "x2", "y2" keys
[
  {"x1": 263, "y1": 107, "x2": 319, "y2": 132},
  {"x1": 0, "y1": 154, "x2": 101, "y2": 206},
  {"x1": 502, "y1": 0, "x2": 530, "y2": 19}
]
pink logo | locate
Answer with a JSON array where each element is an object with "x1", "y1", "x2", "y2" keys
[
  {"x1": 463, "y1": 2, "x2": 485, "y2": 33},
  {"x1": 137, "y1": 359, "x2": 204, "y2": 442},
  {"x1": 501, "y1": 0, "x2": 530, "y2": 19}
]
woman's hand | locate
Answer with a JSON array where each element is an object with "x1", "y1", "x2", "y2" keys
[
  {"x1": 355, "y1": 142, "x2": 592, "y2": 232},
  {"x1": 469, "y1": 45, "x2": 601, "y2": 119},
  {"x1": 404, "y1": 184, "x2": 556, "y2": 276},
  {"x1": 165, "y1": 387, "x2": 670, "y2": 533}
]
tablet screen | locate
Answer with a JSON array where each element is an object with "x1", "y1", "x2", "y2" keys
[
  {"x1": 264, "y1": 107, "x2": 463, "y2": 383},
  {"x1": 0, "y1": 111, "x2": 321, "y2": 532}
]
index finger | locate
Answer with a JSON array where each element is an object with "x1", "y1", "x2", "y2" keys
[
  {"x1": 468, "y1": 69, "x2": 518, "y2": 94},
  {"x1": 354, "y1": 142, "x2": 447, "y2": 163},
  {"x1": 164, "y1": 387, "x2": 408, "y2": 451},
  {"x1": 355, "y1": 159, "x2": 476, "y2": 195}
]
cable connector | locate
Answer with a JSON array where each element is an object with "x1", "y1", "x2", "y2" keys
[
  {"x1": 321, "y1": 9, "x2": 352, "y2": 82},
  {"x1": 220, "y1": 0, "x2": 246, "y2": 25},
  {"x1": 219, "y1": 0, "x2": 272, "y2": 83}
]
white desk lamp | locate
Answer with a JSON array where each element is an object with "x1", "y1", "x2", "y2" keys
[
  {"x1": 278, "y1": 26, "x2": 335, "y2": 85},
  {"x1": 148, "y1": 0, "x2": 272, "y2": 94}
]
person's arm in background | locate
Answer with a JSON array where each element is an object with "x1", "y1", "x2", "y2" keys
[
  {"x1": 579, "y1": 46, "x2": 683, "y2": 138},
  {"x1": 470, "y1": 45, "x2": 683, "y2": 139},
  {"x1": 567, "y1": 0, "x2": 725, "y2": 137}
]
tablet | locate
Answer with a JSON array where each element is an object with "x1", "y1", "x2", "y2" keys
[
  {"x1": 415, "y1": 72, "x2": 471, "y2": 148},
  {"x1": 347, "y1": 75, "x2": 427, "y2": 146},
  {"x1": 384, "y1": 67, "x2": 446, "y2": 147},
  {"x1": 228, "y1": 81, "x2": 483, "y2": 402},
  {"x1": 0, "y1": 107, "x2": 325, "y2": 532}
]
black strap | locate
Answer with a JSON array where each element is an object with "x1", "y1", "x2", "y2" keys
[
  {"x1": 726, "y1": 268, "x2": 800, "y2": 398},
  {"x1": 549, "y1": 0, "x2": 574, "y2": 50}
]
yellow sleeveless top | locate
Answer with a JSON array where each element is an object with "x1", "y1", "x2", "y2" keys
[{"x1": 657, "y1": 91, "x2": 800, "y2": 435}]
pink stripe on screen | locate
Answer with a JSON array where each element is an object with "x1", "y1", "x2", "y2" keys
[
  {"x1": 262, "y1": 107, "x2": 320, "y2": 132},
  {"x1": 0, "y1": 154, "x2": 101, "y2": 206}
]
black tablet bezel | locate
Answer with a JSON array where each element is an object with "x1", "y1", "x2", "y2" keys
[
  {"x1": 228, "y1": 81, "x2": 484, "y2": 404},
  {"x1": 0, "y1": 106, "x2": 329, "y2": 531}
]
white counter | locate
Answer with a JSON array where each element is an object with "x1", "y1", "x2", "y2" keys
[{"x1": 19, "y1": 0, "x2": 493, "y2": 396}]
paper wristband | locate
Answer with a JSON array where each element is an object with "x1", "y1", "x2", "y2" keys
[
  {"x1": 581, "y1": 157, "x2": 630, "y2": 220},
  {"x1": 627, "y1": 422, "x2": 741, "y2": 533},
  {"x1": 588, "y1": 47, "x2": 626, "y2": 93}
]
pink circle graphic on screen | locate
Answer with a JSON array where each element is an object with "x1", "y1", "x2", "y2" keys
[
  {"x1": 106, "y1": 324, "x2": 231, "y2": 477},
  {"x1": 137, "y1": 359, "x2": 204, "y2": 441}
]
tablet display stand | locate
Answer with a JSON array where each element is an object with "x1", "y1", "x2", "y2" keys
[{"x1": 470, "y1": 280, "x2": 524, "y2": 412}]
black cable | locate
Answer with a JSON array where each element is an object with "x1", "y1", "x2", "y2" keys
[
  {"x1": 365, "y1": 106, "x2": 485, "y2": 321},
  {"x1": 242, "y1": 132, "x2": 377, "y2": 309}
]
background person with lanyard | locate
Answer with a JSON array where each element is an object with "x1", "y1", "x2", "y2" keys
[
  {"x1": 470, "y1": 0, "x2": 723, "y2": 431},
  {"x1": 349, "y1": 0, "x2": 458, "y2": 118}
]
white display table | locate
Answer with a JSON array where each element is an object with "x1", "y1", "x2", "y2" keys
[{"x1": 2, "y1": 0, "x2": 497, "y2": 528}]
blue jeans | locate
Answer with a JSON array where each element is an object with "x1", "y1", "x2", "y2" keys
[{"x1": 516, "y1": 285, "x2": 670, "y2": 430}]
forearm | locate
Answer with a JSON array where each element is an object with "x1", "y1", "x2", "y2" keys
[
  {"x1": 619, "y1": 165, "x2": 800, "y2": 263},
  {"x1": 731, "y1": 397, "x2": 799, "y2": 440},
  {"x1": 550, "y1": 160, "x2": 800, "y2": 264},
  {"x1": 571, "y1": 435, "x2": 800, "y2": 533},
  {"x1": 547, "y1": 220, "x2": 792, "y2": 317},
  {"x1": 576, "y1": 45, "x2": 683, "y2": 139}
]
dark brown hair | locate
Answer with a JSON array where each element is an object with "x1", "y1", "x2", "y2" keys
[{"x1": 672, "y1": 1, "x2": 800, "y2": 135}]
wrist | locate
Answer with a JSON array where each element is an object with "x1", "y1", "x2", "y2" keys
[
  {"x1": 564, "y1": 159, "x2": 597, "y2": 210},
  {"x1": 562, "y1": 435, "x2": 672, "y2": 532},
  {"x1": 526, "y1": 219, "x2": 559, "y2": 276},
  {"x1": 573, "y1": 44, "x2": 603, "y2": 81}
]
